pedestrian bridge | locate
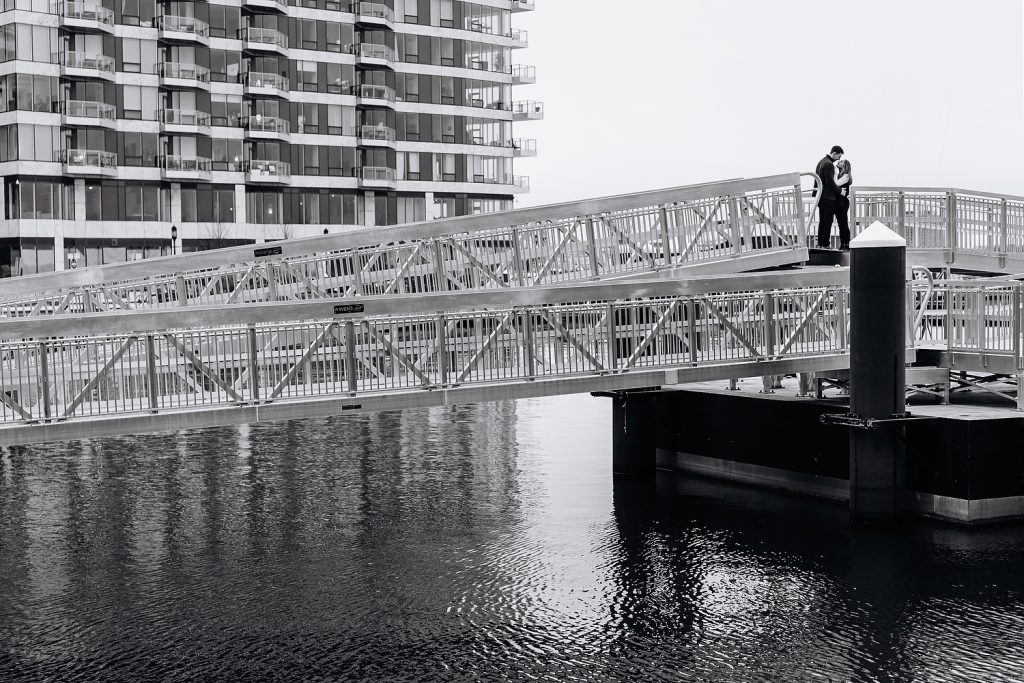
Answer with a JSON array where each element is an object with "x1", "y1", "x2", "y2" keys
[{"x1": 0, "y1": 173, "x2": 1021, "y2": 446}]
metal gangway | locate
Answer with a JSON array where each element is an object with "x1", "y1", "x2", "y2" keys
[{"x1": 0, "y1": 175, "x2": 815, "y2": 316}]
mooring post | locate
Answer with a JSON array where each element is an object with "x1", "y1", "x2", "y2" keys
[{"x1": 849, "y1": 221, "x2": 907, "y2": 522}]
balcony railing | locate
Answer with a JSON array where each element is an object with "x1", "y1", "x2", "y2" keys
[
  {"x1": 512, "y1": 138, "x2": 537, "y2": 156},
  {"x1": 241, "y1": 27, "x2": 288, "y2": 50},
  {"x1": 158, "y1": 62, "x2": 210, "y2": 84},
  {"x1": 243, "y1": 71, "x2": 289, "y2": 92},
  {"x1": 358, "y1": 84, "x2": 396, "y2": 102},
  {"x1": 361, "y1": 166, "x2": 396, "y2": 182},
  {"x1": 61, "y1": 51, "x2": 115, "y2": 75},
  {"x1": 243, "y1": 115, "x2": 290, "y2": 135},
  {"x1": 513, "y1": 175, "x2": 530, "y2": 189},
  {"x1": 160, "y1": 155, "x2": 213, "y2": 175},
  {"x1": 156, "y1": 15, "x2": 210, "y2": 38},
  {"x1": 57, "y1": 148, "x2": 117, "y2": 170},
  {"x1": 244, "y1": 0, "x2": 287, "y2": 10},
  {"x1": 512, "y1": 65, "x2": 536, "y2": 83},
  {"x1": 246, "y1": 160, "x2": 291, "y2": 181},
  {"x1": 357, "y1": 2, "x2": 394, "y2": 23},
  {"x1": 61, "y1": 99, "x2": 115, "y2": 122},
  {"x1": 61, "y1": 2, "x2": 115, "y2": 26},
  {"x1": 354, "y1": 43, "x2": 396, "y2": 63},
  {"x1": 510, "y1": 28, "x2": 529, "y2": 44},
  {"x1": 511, "y1": 0, "x2": 535, "y2": 11},
  {"x1": 158, "y1": 109, "x2": 211, "y2": 128},
  {"x1": 359, "y1": 124, "x2": 395, "y2": 143},
  {"x1": 512, "y1": 100, "x2": 544, "y2": 119}
]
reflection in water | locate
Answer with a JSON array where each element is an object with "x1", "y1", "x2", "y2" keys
[{"x1": 1, "y1": 394, "x2": 1024, "y2": 681}]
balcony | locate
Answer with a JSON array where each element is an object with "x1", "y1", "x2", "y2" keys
[
  {"x1": 357, "y1": 83, "x2": 396, "y2": 107},
  {"x1": 159, "y1": 155, "x2": 213, "y2": 181},
  {"x1": 60, "y1": 2, "x2": 115, "y2": 33},
  {"x1": 245, "y1": 159, "x2": 291, "y2": 183},
  {"x1": 355, "y1": 2, "x2": 394, "y2": 28},
  {"x1": 158, "y1": 62, "x2": 211, "y2": 90},
  {"x1": 61, "y1": 99, "x2": 116, "y2": 129},
  {"x1": 243, "y1": 71, "x2": 289, "y2": 97},
  {"x1": 242, "y1": 115, "x2": 290, "y2": 141},
  {"x1": 511, "y1": 0, "x2": 535, "y2": 11},
  {"x1": 158, "y1": 109, "x2": 212, "y2": 134},
  {"x1": 60, "y1": 51, "x2": 115, "y2": 81},
  {"x1": 57, "y1": 148, "x2": 117, "y2": 176},
  {"x1": 512, "y1": 100, "x2": 544, "y2": 121},
  {"x1": 359, "y1": 166, "x2": 396, "y2": 189},
  {"x1": 358, "y1": 124, "x2": 396, "y2": 147},
  {"x1": 512, "y1": 175, "x2": 530, "y2": 191},
  {"x1": 241, "y1": 27, "x2": 288, "y2": 55},
  {"x1": 509, "y1": 28, "x2": 529, "y2": 47},
  {"x1": 354, "y1": 43, "x2": 395, "y2": 67},
  {"x1": 156, "y1": 15, "x2": 210, "y2": 45},
  {"x1": 242, "y1": 0, "x2": 287, "y2": 12},
  {"x1": 512, "y1": 138, "x2": 537, "y2": 158},
  {"x1": 512, "y1": 65, "x2": 536, "y2": 85}
]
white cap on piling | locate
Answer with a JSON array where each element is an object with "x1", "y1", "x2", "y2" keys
[{"x1": 850, "y1": 221, "x2": 906, "y2": 249}]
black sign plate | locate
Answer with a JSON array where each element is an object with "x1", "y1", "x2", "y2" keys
[
  {"x1": 334, "y1": 303, "x2": 365, "y2": 315},
  {"x1": 254, "y1": 246, "x2": 283, "y2": 258}
]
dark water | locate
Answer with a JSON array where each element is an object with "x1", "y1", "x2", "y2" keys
[{"x1": 2, "y1": 395, "x2": 1024, "y2": 682}]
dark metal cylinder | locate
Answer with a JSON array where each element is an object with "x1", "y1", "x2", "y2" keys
[{"x1": 849, "y1": 239, "x2": 906, "y2": 522}]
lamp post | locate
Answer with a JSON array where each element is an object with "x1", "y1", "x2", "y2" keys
[{"x1": 171, "y1": 224, "x2": 178, "y2": 255}]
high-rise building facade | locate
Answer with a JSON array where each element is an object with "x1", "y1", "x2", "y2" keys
[{"x1": 0, "y1": 0, "x2": 538, "y2": 275}]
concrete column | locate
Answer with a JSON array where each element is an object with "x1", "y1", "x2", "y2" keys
[
  {"x1": 53, "y1": 231, "x2": 64, "y2": 271},
  {"x1": 610, "y1": 391, "x2": 658, "y2": 475},
  {"x1": 170, "y1": 183, "x2": 182, "y2": 224},
  {"x1": 234, "y1": 183, "x2": 246, "y2": 226},
  {"x1": 363, "y1": 191, "x2": 376, "y2": 227},
  {"x1": 74, "y1": 179, "x2": 87, "y2": 222},
  {"x1": 849, "y1": 221, "x2": 907, "y2": 523}
]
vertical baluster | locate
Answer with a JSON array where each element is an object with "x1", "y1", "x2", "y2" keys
[
  {"x1": 248, "y1": 324, "x2": 260, "y2": 401},
  {"x1": 345, "y1": 320, "x2": 358, "y2": 395},
  {"x1": 38, "y1": 341, "x2": 50, "y2": 420}
]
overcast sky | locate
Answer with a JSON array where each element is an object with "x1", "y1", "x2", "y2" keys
[{"x1": 511, "y1": 0, "x2": 1024, "y2": 207}]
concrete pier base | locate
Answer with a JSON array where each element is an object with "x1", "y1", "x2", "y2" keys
[{"x1": 610, "y1": 391, "x2": 658, "y2": 475}]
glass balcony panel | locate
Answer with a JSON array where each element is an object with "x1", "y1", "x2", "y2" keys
[
  {"x1": 359, "y1": 124, "x2": 395, "y2": 143},
  {"x1": 62, "y1": 2, "x2": 115, "y2": 26},
  {"x1": 157, "y1": 15, "x2": 210, "y2": 38},
  {"x1": 358, "y1": 84, "x2": 396, "y2": 103},
  {"x1": 242, "y1": 27, "x2": 288, "y2": 50},
  {"x1": 62, "y1": 99, "x2": 116, "y2": 122}
]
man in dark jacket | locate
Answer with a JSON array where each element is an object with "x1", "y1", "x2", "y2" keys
[{"x1": 814, "y1": 145, "x2": 849, "y2": 249}]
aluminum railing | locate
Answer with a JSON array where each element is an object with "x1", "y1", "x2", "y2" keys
[
  {"x1": 0, "y1": 174, "x2": 813, "y2": 312},
  {"x1": 160, "y1": 155, "x2": 213, "y2": 174},
  {"x1": 158, "y1": 62, "x2": 210, "y2": 83},
  {"x1": 156, "y1": 15, "x2": 210, "y2": 37},
  {"x1": 361, "y1": 166, "x2": 396, "y2": 182},
  {"x1": 359, "y1": 125, "x2": 396, "y2": 142},
  {"x1": 241, "y1": 27, "x2": 288, "y2": 49},
  {"x1": 244, "y1": 71, "x2": 289, "y2": 92},
  {"x1": 62, "y1": 2, "x2": 114, "y2": 25},
  {"x1": 0, "y1": 280, "x2": 851, "y2": 430},
  {"x1": 159, "y1": 109, "x2": 212, "y2": 127},
  {"x1": 355, "y1": 43, "x2": 395, "y2": 62},
  {"x1": 245, "y1": 159, "x2": 291, "y2": 179},
  {"x1": 61, "y1": 51, "x2": 115, "y2": 74},
  {"x1": 357, "y1": 2, "x2": 394, "y2": 22},
  {"x1": 57, "y1": 148, "x2": 117, "y2": 169},
  {"x1": 358, "y1": 84, "x2": 396, "y2": 102},
  {"x1": 512, "y1": 65, "x2": 536, "y2": 81},
  {"x1": 243, "y1": 116, "x2": 290, "y2": 134},
  {"x1": 62, "y1": 99, "x2": 115, "y2": 121}
]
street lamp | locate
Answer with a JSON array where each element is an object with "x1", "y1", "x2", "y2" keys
[{"x1": 171, "y1": 224, "x2": 178, "y2": 255}]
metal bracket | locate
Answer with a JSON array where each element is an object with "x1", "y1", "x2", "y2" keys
[{"x1": 820, "y1": 411, "x2": 934, "y2": 430}]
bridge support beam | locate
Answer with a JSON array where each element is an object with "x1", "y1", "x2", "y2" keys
[
  {"x1": 599, "y1": 390, "x2": 659, "y2": 475},
  {"x1": 849, "y1": 222, "x2": 907, "y2": 523}
]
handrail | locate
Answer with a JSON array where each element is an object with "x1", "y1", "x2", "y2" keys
[{"x1": 0, "y1": 173, "x2": 805, "y2": 299}]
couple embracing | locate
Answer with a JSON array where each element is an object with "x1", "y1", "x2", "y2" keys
[{"x1": 814, "y1": 145, "x2": 852, "y2": 250}]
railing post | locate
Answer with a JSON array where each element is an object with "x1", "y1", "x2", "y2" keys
[
  {"x1": 793, "y1": 184, "x2": 806, "y2": 247},
  {"x1": 687, "y1": 299, "x2": 698, "y2": 365},
  {"x1": 146, "y1": 334, "x2": 158, "y2": 412},
  {"x1": 511, "y1": 226, "x2": 526, "y2": 286},
  {"x1": 247, "y1": 324, "x2": 260, "y2": 401},
  {"x1": 764, "y1": 292, "x2": 776, "y2": 358},
  {"x1": 431, "y1": 239, "x2": 448, "y2": 291},
  {"x1": 729, "y1": 196, "x2": 742, "y2": 255},
  {"x1": 175, "y1": 275, "x2": 188, "y2": 306},
  {"x1": 605, "y1": 302, "x2": 617, "y2": 372},
  {"x1": 897, "y1": 191, "x2": 906, "y2": 244},
  {"x1": 946, "y1": 191, "x2": 957, "y2": 255},
  {"x1": 658, "y1": 206, "x2": 672, "y2": 264},
  {"x1": 521, "y1": 309, "x2": 536, "y2": 379},
  {"x1": 38, "y1": 342, "x2": 51, "y2": 420},
  {"x1": 584, "y1": 217, "x2": 600, "y2": 278},
  {"x1": 1000, "y1": 198, "x2": 1009, "y2": 263},
  {"x1": 1013, "y1": 286, "x2": 1022, "y2": 370},
  {"x1": 848, "y1": 186, "x2": 857, "y2": 239},
  {"x1": 436, "y1": 313, "x2": 447, "y2": 387},
  {"x1": 838, "y1": 288, "x2": 848, "y2": 350},
  {"x1": 345, "y1": 320, "x2": 358, "y2": 395}
]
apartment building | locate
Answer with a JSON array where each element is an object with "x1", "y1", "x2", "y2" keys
[{"x1": 0, "y1": 0, "x2": 539, "y2": 275}]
